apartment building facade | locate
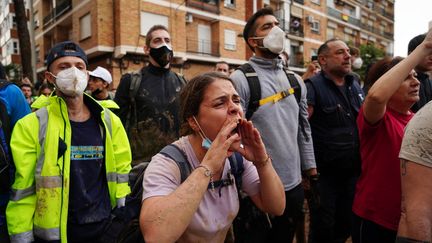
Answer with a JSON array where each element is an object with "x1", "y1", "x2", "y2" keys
[
  {"x1": 0, "y1": 0, "x2": 28, "y2": 66},
  {"x1": 32, "y1": 0, "x2": 394, "y2": 87}
]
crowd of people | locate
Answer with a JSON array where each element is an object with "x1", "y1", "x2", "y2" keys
[{"x1": 1, "y1": 6, "x2": 432, "y2": 243}]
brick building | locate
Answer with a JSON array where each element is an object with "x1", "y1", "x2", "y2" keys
[{"x1": 31, "y1": 0, "x2": 394, "y2": 87}]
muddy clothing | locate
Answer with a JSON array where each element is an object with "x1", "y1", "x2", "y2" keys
[
  {"x1": 6, "y1": 95, "x2": 131, "y2": 243},
  {"x1": 115, "y1": 64, "x2": 185, "y2": 164},
  {"x1": 67, "y1": 115, "x2": 111, "y2": 242}
]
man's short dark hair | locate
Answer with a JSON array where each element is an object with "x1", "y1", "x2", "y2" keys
[
  {"x1": 20, "y1": 83, "x2": 32, "y2": 89},
  {"x1": 216, "y1": 61, "x2": 228, "y2": 66},
  {"x1": 317, "y1": 38, "x2": 340, "y2": 56},
  {"x1": 145, "y1": 25, "x2": 169, "y2": 47},
  {"x1": 243, "y1": 7, "x2": 275, "y2": 52},
  {"x1": 408, "y1": 33, "x2": 426, "y2": 54}
]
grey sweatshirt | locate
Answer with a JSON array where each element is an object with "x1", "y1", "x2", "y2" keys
[{"x1": 231, "y1": 56, "x2": 316, "y2": 191}]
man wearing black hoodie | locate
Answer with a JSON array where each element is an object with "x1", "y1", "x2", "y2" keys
[{"x1": 114, "y1": 25, "x2": 186, "y2": 164}]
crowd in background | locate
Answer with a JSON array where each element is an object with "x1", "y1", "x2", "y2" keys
[{"x1": 1, "y1": 6, "x2": 432, "y2": 243}]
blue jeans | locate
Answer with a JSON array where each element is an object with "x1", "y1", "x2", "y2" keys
[{"x1": 309, "y1": 173, "x2": 357, "y2": 243}]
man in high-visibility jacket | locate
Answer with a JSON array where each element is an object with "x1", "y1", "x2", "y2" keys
[{"x1": 6, "y1": 41, "x2": 132, "y2": 243}]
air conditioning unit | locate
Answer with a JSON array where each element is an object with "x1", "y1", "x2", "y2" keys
[
  {"x1": 185, "y1": 14, "x2": 193, "y2": 23},
  {"x1": 306, "y1": 16, "x2": 314, "y2": 23}
]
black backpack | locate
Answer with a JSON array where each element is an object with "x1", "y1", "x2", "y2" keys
[
  {"x1": 237, "y1": 63, "x2": 301, "y2": 120},
  {"x1": 103, "y1": 144, "x2": 245, "y2": 243},
  {"x1": 0, "y1": 79, "x2": 12, "y2": 198}
]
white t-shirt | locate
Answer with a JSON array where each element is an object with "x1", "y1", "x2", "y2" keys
[{"x1": 142, "y1": 136, "x2": 260, "y2": 243}]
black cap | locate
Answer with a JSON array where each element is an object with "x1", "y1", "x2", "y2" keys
[{"x1": 45, "y1": 41, "x2": 88, "y2": 70}]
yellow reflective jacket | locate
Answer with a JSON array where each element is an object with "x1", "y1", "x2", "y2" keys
[{"x1": 7, "y1": 94, "x2": 131, "y2": 243}]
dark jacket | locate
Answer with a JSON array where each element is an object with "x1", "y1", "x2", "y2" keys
[
  {"x1": 305, "y1": 72, "x2": 364, "y2": 174},
  {"x1": 114, "y1": 64, "x2": 185, "y2": 162}
]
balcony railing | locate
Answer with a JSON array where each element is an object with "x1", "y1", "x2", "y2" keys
[
  {"x1": 278, "y1": 18, "x2": 304, "y2": 37},
  {"x1": 43, "y1": 0, "x2": 72, "y2": 26},
  {"x1": 186, "y1": 0, "x2": 220, "y2": 14},
  {"x1": 186, "y1": 38, "x2": 220, "y2": 57},
  {"x1": 327, "y1": 7, "x2": 360, "y2": 26}
]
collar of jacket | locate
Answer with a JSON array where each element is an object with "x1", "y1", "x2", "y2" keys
[
  {"x1": 320, "y1": 70, "x2": 356, "y2": 87},
  {"x1": 147, "y1": 62, "x2": 170, "y2": 75},
  {"x1": 250, "y1": 55, "x2": 284, "y2": 70}
]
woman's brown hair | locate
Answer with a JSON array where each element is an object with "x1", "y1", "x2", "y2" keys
[
  {"x1": 364, "y1": 56, "x2": 404, "y2": 93},
  {"x1": 179, "y1": 72, "x2": 236, "y2": 136}
]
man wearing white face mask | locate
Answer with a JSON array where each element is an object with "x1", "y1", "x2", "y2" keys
[
  {"x1": 115, "y1": 25, "x2": 186, "y2": 165},
  {"x1": 349, "y1": 46, "x2": 363, "y2": 85},
  {"x1": 231, "y1": 7, "x2": 317, "y2": 243},
  {"x1": 6, "y1": 41, "x2": 132, "y2": 243}
]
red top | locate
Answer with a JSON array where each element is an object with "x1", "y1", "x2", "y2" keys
[{"x1": 353, "y1": 107, "x2": 413, "y2": 231}]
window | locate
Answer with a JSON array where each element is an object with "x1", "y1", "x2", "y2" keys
[
  {"x1": 326, "y1": 27, "x2": 335, "y2": 39},
  {"x1": 11, "y1": 15, "x2": 17, "y2": 28},
  {"x1": 12, "y1": 40, "x2": 19, "y2": 54},
  {"x1": 140, "y1": 12, "x2": 168, "y2": 36},
  {"x1": 311, "y1": 20, "x2": 320, "y2": 33},
  {"x1": 224, "y1": 0, "x2": 235, "y2": 7},
  {"x1": 34, "y1": 12, "x2": 40, "y2": 28},
  {"x1": 198, "y1": 24, "x2": 211, "y2": 54},
  {"x1": 35, "y1": 45, "x2": 40, "y2": 63},
  {"x1": 79, "y1": 13, "x2": 91, "y2": 40},
  {"x1": 224, "y1": 29, "x2": 236, "y2": 50}
]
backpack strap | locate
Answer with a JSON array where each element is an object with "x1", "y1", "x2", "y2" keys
[
  {"x1": 160, "y1": 144, "x2": 245, "y2": 191},
  {"x1": 159, "y1": 144, "x2": 192, "y2": 183},
  {"x1": 228, "y1": 152, "x2": 244, "y2": 191},
  {"x1": 174, "y1": 72, "x2": 187, "y2": 87},
  {"x1": 284, "y1": 68, "x2": 301, "y2": 104},
  {"x1": 125, "y1": 70, "x2": 142, "y2": 133},
  {"x1": 237, "y1": 64, "x2": 261, "y2": 120},
  {"x1": 284, "y1": 68, "x2": 309, "y2": 141}
]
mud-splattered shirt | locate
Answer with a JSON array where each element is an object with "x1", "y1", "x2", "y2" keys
[
  {"x1": 67, "y1": 115, "x2": 111, "y2": 242},
  {"x1": 400, "y1": 101, "x2": 432, "y2": 167},
  {"x1": 142, "y1": 136, "x2": 260, "y2": 243}
]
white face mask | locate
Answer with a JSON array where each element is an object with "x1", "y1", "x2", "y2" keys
[
  {"x1": 253, "y1": 26, "x2": 286, "y2": 54},
  {"x1": 52, "y1": 66, "x2": 88, "y2": 97},
  {"x1": 352, "y1": 57, "x2": 363, "y2": 69}
]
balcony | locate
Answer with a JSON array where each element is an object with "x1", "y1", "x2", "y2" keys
[
  {"x1": 293, "y1": 0, "x2": 304, "y2": 4},
  {"x1": 186, "y1": 38, "x2": 220, "y2": 57},
  {"x1": 186, "y1": 0, "x2": 220, "y2": 14},
  {"x1": 327, "y1": 7, "x2": 360, "y2": 26},
  {"x1": 43, "y1": 0, "x2": 72, "y2": 26},
  {"x1": 384, "y1": 31, "x2": 393, "y2": 40},
  {"x1": 278, "y1": 18, "x2": 304, "y2": 37}
]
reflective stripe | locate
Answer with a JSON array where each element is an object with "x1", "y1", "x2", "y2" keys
[
  {"x1": 35, "y1": 107, "x2": 48, "y2": 176},
  {"x1": 35, "y1": 175, "x2": 62, "y2": 189},
  {"x1": 34, "y1": 225, "x2": 60, "y2": 241},
  {"x1": 10, "y1": 230, "x2": 34, "y2": 243},
  {"x1": 104, "y1": 108, "x2": 112, "y2": 137},
  {"x1": 107, "y1": 172, "x2": 116, "y2": 182},
  {"x1": 117, "y1": 173, "x2": 129, "y2": 183},
  {"x1": 107, "y1": 172, "x2": 129, "y2": 183},
  {"x1": 10, "y1": 185, "x2": 36, "y2": 201}
]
